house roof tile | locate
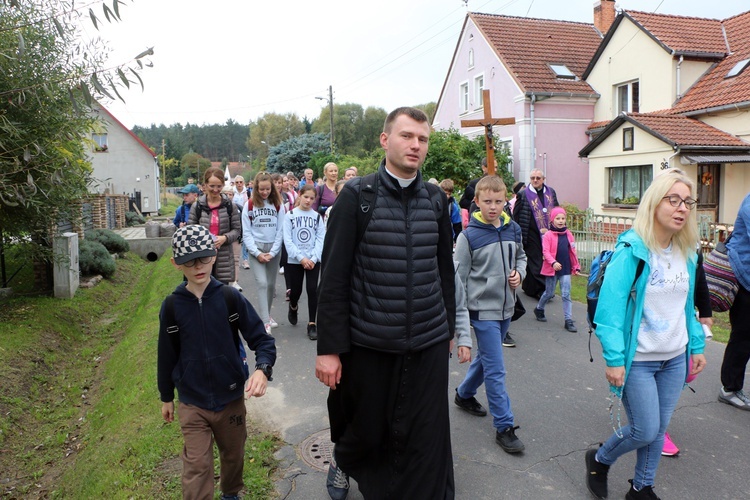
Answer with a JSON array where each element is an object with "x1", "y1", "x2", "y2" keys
[
  {"x1": 626, "y1": 11, "x2": 728, "y2": 56},
  {"x1": 469, "y1": 13, "x2": 602, "y2": 95},
  {"x1": 670, "y1": 11, "x2": 750, "y2": 114}
]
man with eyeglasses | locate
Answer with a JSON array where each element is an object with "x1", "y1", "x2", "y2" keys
[{"x1": 512, "y1": 169, "x2": 559, "y2": 300}]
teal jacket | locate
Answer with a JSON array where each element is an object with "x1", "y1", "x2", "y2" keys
[{"x1": 594, "y1": 229, "x2": 704, "y2": 390}]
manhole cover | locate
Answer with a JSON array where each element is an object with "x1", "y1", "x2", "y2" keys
[{"x1": 299, "y1": 429, "x2": 334, "y2": 472}]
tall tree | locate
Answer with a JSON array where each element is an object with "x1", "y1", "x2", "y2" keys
[
  {"x1": 247, "y1": 112, "x2": 305, "y2": 164},
  {"x1": 265, "y1": 133, "x2": 329, "y2": 174},
  {"x1": 0, "y1": 0, "x2": 152, "y2": 262}
]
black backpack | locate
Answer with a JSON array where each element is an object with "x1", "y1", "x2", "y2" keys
[
  {"x1": 354, "y1": 172, "x2": 444, "y2": 244},
  {"x1": 163, "y1": 285, "x2": 250, "y2": 379}
]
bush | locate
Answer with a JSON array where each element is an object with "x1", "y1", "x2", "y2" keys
[
  {"x1": 84, "y1": 229, "x2": 130, "y2": 254},
  {"x1": 125, "y1": 211, "x2": 145, "y2": 227},
  {"x1": 79, "y1": 239, "x2": 116, "y2": 279}
]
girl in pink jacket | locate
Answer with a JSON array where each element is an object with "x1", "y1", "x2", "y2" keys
[{"x1": 533, "y1": 206, "x2": 581, "y2": 332}]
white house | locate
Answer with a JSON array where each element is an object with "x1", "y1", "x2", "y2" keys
[{"x1": 86, "y1": 103, "x2": 160, "y2": 215}]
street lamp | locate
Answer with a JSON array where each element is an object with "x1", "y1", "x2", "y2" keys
[{"x1": 316, "y1": 85, "x2": 334, "y2": 153}]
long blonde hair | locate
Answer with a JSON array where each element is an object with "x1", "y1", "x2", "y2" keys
[{"x1": 633, "y1": 168, "x2": 698, "y2": 259}]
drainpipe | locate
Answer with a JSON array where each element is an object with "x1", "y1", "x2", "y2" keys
[
  {"x1": 676, "y1": 55, "x2": 684, "y2": 100},
  {"x1": 661, "y1": 147, "x2": 681, "y2": 170},
  {"x1": 530, "y1": 93, "x2": 536, "y2": 178}
]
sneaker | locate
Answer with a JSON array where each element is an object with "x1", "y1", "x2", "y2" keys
[
  {"x1": 269, "y1": 317, "x2": 279, "y2": 328},
  {"x1": 718, "y1": 387, "x2": 750, "y2": 410},
  {"x1": 661, "y1": 432, "x2": 679, "y2": 457},
  {"x1": 279, "y1": 266, "x2": 285, "y2": 275},
  {"x1": 242, "y1": 260, "x2": 250, "y2": 269},
  {"x1": 264, "y1": 323, "x2": 272, "y2": 335},
  {"x1": 220, "y1": 495, "x2": 240, "y2": 500},
  {"x1": 534, "y1": 308, "x2": 547, "y2": 322},
  {"x1": 502, "y1": 332, "x2": 516, "y2": 348},
  {"x1": 454, "y1": 389, "x2": 487, "y2": 416},
  {"x1": 564, "y1": 319, "x2": 577, "y2": 332},
  {"x1": 495, "y1": 425, "x2": 525, "y2": 453},
  {"x1": 585, "y1": 448, "x2": 609, "y2": 499},
  {"x1": 326, "y1": 456, "x2": 349, "y2": 500},
  {"x1": 230, "y1": 281, "x2": 242, "y2": 292},
  {"x1": 288, "y1": 305, "x2": 298, "y2": 325},
  {"x1": 307, "y1": 323, "x2": 318, "y2": 340},
  {"x1": 625, "y1": 479, "x2": 661, "y2": 499},
  {"x1": 285, "y1": 289, "x2": 291, "y2": 302}
]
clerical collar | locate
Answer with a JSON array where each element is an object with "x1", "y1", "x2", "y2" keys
[{"x1": 385, "y1": 166, "x2": 417, "y2": 188}]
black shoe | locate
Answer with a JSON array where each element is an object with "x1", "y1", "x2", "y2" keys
[
  {"x1": 454, "y1": 389, "x2": 487, "y2": 416},
  {"x1": 307, "y1": 323, "x2": 317, "y2": 340},
  {"x1": 502, "y1": 332, "x2": 516, "y2": 347},
  {"x1": 288, "y1": 304, "x2": 298, "y2": 325},
  {"x1": 625, "y1": 480, "x2": 661, "y2": 500},
  {"x1": 585, "y1": 448, "x2": 610, "y2": 499},
  {"x1": 495, "y1": 425, "x2": 525, "y2": 453},
  {"x1": 534, "y1": 308, "x2": 547, "y2": 322},
  {"x1": 326, "y1": 455, "x2": 350, "y2": 500},
  {"x1": 564, "y1": 319, "x2": 578, "y2": 332}
]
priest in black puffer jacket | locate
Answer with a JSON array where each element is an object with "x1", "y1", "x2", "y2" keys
[{"x1": 316, "y1": 107, "x2": 456, "y2": 500}]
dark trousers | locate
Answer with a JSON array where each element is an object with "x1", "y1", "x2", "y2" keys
[
  {"x1": 522, "y1": 228, "x2": 546, "y2": 299},
  {"x1": 178, "y1": 397, "x2": 247, "y2": 499},
  {"x1": 721, "y1": 284, "x2": 750, "y2": 391},
  {"x1": 328, "y1": 341, "x2": 455, "y2": 499},
  {"x1": 286, "y1": 262, "x2": 320, "y2": 323}
]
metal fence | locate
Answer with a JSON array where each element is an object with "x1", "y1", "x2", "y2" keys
[{"x1": 568, "y1": 210, "x2": 734, "y2": 274}]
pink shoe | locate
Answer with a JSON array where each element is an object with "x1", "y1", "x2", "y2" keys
[{"x1": 661, "y1": 432, "x2": 679, "y2": 456}]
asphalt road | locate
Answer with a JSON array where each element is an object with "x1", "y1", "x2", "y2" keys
[{"x1": 236, "y1": 266, "x2": 750, "y2": 500}]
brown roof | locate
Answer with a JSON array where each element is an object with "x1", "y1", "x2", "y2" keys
[
  {"x1": 671, "y1": 11, "x2": 750, "y2": 114},
  {"x1": 626, "y1": 11, "x2": 728, "y2": 56},
  {"x1": 470, "y1": 13, "x2": 602, "y2": 94},
  {"x1": 580, "y1": 112, "x2": 750, "y2": 156}
]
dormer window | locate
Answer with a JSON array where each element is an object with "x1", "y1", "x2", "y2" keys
[
  {"x1": 549, "y1": 64, "x2": 576, "y2": 79},
  {"x1": 726, "y1": 58, "x2": 750, "y2": 79}
]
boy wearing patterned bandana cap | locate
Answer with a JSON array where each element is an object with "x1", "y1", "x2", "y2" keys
[{"x1": 158, "y1": 224, "x2": 277, "y2": 499}]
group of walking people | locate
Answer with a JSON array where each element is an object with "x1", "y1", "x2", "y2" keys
[{"x1": 159, "y1": 105, "x2": 749, "y2": 500}]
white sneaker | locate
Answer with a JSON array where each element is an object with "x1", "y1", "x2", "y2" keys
[
  {"x1": 264, "y1": 323, "x2": 272, "y2": 335},
  {"x1": 242, "y1": 260, "x2": 250, "y2": 269},
  {"x1": 231, "y1": 281, "x2": 242, "y2": 292},
  {"x1": 269, "y1": 317, "x2": 279, "y2": 328},
  {"x1": 279, "y1": 266, "x2": 285, "y2": 275},
  {"x1": 719, "y1": 387, "x2": 750, "y2": 410}
]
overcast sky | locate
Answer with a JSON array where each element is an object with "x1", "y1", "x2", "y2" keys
[{"x1": 98, "y1": 0, "x2": 749, "y2": 129}]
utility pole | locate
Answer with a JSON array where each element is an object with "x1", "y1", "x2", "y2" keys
[
  {"x1": 328, "y1": 85, "x2": 334, "y2": 154},
  {"x1": 161, "y1": 139, "x2": 167, "y2": 206}
]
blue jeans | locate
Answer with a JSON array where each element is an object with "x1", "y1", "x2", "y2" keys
[
  {"x1": 241, "y1": 242, "x2": 249, "y2": 262},
  {"x1": 536, "y1": 274, "x2": 572, "y2": 320},
  {"x1": 457, "y1": 318, "x2": 514, "y2": 431},
  {"x1": 596, "y1": 353, "x2": 686, "y2": 489}
]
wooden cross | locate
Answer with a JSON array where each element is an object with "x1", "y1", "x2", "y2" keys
[{"x1": 460, "y1": 89, "x2": 515, "y2": 176}]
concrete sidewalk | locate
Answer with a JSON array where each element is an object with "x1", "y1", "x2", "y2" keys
[{"x1": 236, "y1": 268, "x2": 750, "y2": 499}]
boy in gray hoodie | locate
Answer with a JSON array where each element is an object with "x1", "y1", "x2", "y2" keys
[{"x1": 453, "y1": 176, "x2": 528, "y2": 454}]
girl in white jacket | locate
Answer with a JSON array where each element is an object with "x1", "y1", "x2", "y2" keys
[
  {"x1": 243, "y1": 172, "x2": 285, "y2": 334},
  {"x1": 283, "y1": 184, "x2": 326, "y2": 340}
]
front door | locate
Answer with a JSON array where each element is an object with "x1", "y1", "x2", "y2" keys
[{"x1": 696, "y1": 164, "x2": 720, "y2": 222}]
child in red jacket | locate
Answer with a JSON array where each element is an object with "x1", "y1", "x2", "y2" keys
[{"x1": 533, "y1": 206, "x2": 581, "y2": 331}]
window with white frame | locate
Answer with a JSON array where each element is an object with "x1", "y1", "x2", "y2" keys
[
  {"x1": 615, "y1": 80, "x2": 639, "y2": 115},
  {"x1": 92, "y1": 133, "x2": 108, "y2": 152},
  {"x1": 468, "y1": 49, "x2": 474, "y2": 69},
  {"x1": 474, "y1": 74, "x2": 484, "y2": 109},
  {"x1": 459, "y1": 82, "x2": 469, "y2": 113},
  {"x1": 608, "y1": 165, "x2": 652, "y2": 205}
]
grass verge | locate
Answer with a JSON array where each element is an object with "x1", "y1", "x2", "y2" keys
[{"x1": 0, "y1": 253, "x2": 279, "y2": 498}]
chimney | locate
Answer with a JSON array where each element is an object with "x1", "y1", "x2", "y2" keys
[{"x1": 593, "y1": 0, "x2": 617, "y2": 35}]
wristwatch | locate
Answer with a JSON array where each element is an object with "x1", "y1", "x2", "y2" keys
[{"x1": 255, "y1": 363, "x2": 273, "y2": 381}]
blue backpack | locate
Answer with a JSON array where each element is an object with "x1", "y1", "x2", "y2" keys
[
  {"x1": 586, "y1": 243, "x2": 644, "y2": 361},
  {"x1": 449, "y1": 199, "x2": 461, "y2": 224}
]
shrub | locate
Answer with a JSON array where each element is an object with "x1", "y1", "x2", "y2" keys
[
  {"x1": 79, "y1": 239, "x2": 116, "y2": 279},
  {"x1": 125, "y1": 211, "x2": 145, "y2": 227},
  {"x1": 84, "y1": 229, "x2": 130, "y2": 254}
]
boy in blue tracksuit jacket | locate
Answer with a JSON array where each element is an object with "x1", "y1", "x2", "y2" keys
[
  {"x1": 157, "y1": 224, "x2": 276, "y2": 499},
  {"x1": 453, "y1": 176, "x2": 528, "y2": 454}
]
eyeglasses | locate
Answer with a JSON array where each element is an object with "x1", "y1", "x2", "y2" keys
[
  {"x1": 530, "y1": 176, "x2": 543, "y2": 180},
  {"x1": 662, "y1": 195, "x2": 697, "y2": 210},
  {"x1": 182, "y1": 256, "x2": 214, "y2": 267}
]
